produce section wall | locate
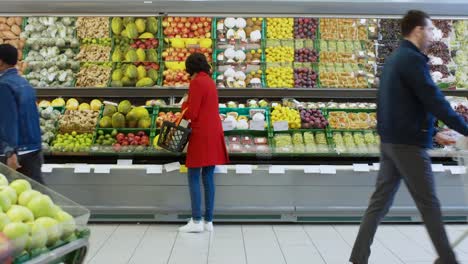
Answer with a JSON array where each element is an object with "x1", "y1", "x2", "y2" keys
[{"x1": 1, "y1": 8, "x2": 467, "y2": 221}]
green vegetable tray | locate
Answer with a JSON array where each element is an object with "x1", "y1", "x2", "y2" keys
[{"x1": 95, "y1": 104, "x2": 158, "y2": 132}]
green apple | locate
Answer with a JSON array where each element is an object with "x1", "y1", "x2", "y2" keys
[
  {"x1": 0, "y1": 191, "x2": 12, "y2": 212},
  {"x1": 35, "y1": 217, "x2": 63, "y2": 246},
  {"x1": 0, "y1": 173, "x2": 8, "y2": 186},
  {"x1": 3, "y1": 222, "x2": 30, "y2": 255},
  {"x1": 27, "y1": 195, "x2": 56, "y2": 218},
  {"x1": 0, "y1": 212, "x2": 11, "y2": 230},
  {"x1": 0, "y1": 186, "x2": 17, "y2": 204},
  {"x1": 25, "y1": 222, "x2": 47, "y2": 251},
  {"x1": 54, "y1": 211, "x2": 76, "y2": 239},
  {"x1": 9, "y1": 179, "x2": 32, "y2": 197},
  {"x1": 18, "y1": 190, "x2": 41, "y2": 207},
  {"x1": 7, "y1": 205, "x2": 34, "y2": 223}
]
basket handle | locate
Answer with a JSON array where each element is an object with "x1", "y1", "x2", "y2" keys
[{"x1": 176, "y1": 108, "x2": 188, "y2": 126}]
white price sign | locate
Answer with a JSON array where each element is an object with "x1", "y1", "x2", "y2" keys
[
  {"x1": 164, "y1": 162, "x2": 181, "y2": 172},
  {"x1": 304, "y1": 166, "x2": 320, "y2": 173},
  {"x1": 431, "y1": 164, "x2": 445, "y2": 172},
  {"x1": 269, "y1": 166, "x2": 285, "y2": 174},
  {"x1": 353, "y1": 164, "x2": 370, "y2": 172},
  {"x1": 273, "y1": 121, "x2": 289, "y2": 131},
  {"x1": 74, "y1": 165, "x2": 91, "y2": 174},
  {"x1": 117, "y1": 159, "x2": 133, "y2": 166},
  {"x1": 214, "y1": 165, "x2": 228, "y2": 174},
  {"x1": 222, "y1": 121, "x2": 235, "y2": 131},
  {"x1": 146, "y1": 165, "x2": 163, "y2": 174},
  {"x1": 250, "y1": 121, "x2": 265, "y2": 131},
  {"x1": 319, "y1": 165, "x2": 336, "y2": 174},
  {"x1": 236, "y1": 165, "x2": 252, "y2": 174},
  {"x1": 94, "y1": 165, "x2": 111, "y2": 174}
]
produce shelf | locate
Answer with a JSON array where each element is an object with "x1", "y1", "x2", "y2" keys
[{"x1": 34, "y1": 87, "x2": 468, "y2": 99}]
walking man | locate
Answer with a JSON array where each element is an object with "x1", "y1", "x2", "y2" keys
[
  {"x1": 350, "y1": 10, "x2": 468, "y2": 264},
  {"x1": 0, "y1": 44, "x2": 43, "y2": 183}
]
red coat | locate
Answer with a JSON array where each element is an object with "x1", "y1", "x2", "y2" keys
[{"x1": 182, "y1": 72, "x2": 229, "y2": 168}]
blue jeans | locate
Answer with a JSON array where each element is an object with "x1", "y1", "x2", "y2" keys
[{"x1": 188, "y1": 166, "x2": 215, "y2": 222}]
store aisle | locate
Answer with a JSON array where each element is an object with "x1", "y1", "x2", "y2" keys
[{"x1": 84, "y1": 223, "x2": 468, "y2": 264}]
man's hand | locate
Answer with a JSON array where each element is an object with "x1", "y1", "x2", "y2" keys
[
  {"x1": 435, "y1": 132, "x2": 457, "y2": 146},
  {"x1": 6, "y1": 154, "x2": 21, "y2": 170}
]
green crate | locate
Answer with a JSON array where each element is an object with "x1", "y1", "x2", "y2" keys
[
  {"x1": 213, "y1": 17, "x2": 265, "y2": 48},
  {"x1": 328, "y1": 130, "x2": 379, "y2": 155},
  {"x1": 271, "y1": 130, "x2": 332, "y2": 154},
  {"x1": 95, "y1": 104, "x2": 156, "y2": 130}
]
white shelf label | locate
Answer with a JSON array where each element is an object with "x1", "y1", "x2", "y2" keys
[
  {"x1": 431, "y1": 164, "x2": 445, "y2": 172},
  {"x1": 117, "y1": 159, "x2": 133, "y2": 166},
  {"x1": 269, "y1": 166, "x2": 285, "y2": 174},
  {"x1": 449, "y1": 166, "x2": 466, "y2": 175},
  {"x1": 273, "y1": 121, "x2": 289, "y2": 131},
  {"x1": 214, "y1": 165, "x2": 228, "y2": 174},
  {"x1": 222, "y1": 121, "x2": 235, "y2": 131},
  {"x1": 353, "y1": 164, "x2": 370, "y2": 172},
  {"x1": 41, "y1": 164, "x2": 54, "y2": 173},
  {"x1": 373, "y1": 163, "x2": 380, "y2": 171},
  {"x1": 319, "y1": 165, "x2": 336, "y2": 174},
  {"x1": 74, "y1": 165, "x2": 91, "y2": 174},
  {"x1": 146, "y1": 165, "x2": 163, "y2": 174},
  {"x1": 236, "y1": 165, "x2": 252, "y2": 174},
  {"x1": 94, "y1": 165, "x2": 111, "y2": 174},
  {"x1": 304, "y1": 166, "x2": 320, "y2": 173},
  {"x1": 250, "y1": 120, "x2": 265, "y2": 131},
  {"x1": 164, "y1": 162, "x2": 181, "y2": 172}
]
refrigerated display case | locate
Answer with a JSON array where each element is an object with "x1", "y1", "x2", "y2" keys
[{"x1": 0, "y1": 0, "x2": 467, "y2": 222}]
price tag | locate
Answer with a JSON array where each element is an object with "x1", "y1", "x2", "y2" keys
[
  {"x1": 117, "y1": 159, "x2": 133, "y2": 166},
  {"x1": 319, "y1": 165, "x2": 336, "y2": 174},
  {"x1": 236, "y1": 165, "x2": 252, "y2": 174},
  {"x1": 449, "y1": 166, "x2": 466, "y2": 175},
  {"x1": 74, "y1": 165, "x2": 91, "y2": 174},
  {"x1": 164, "y1": 162, "x2": 181, "y2": 172},
  {"x1": 273, "y1": 121, "x2": 289, "y2": 131},
  {"x1": 214, "y1": 165, "x2": 228, "y2": 174},
  {"x1": 250, "y1": 121, "x2": 265, "y2": 131},
  {"x1": 369, "y1": 27, "x2": 376, "y2": 33},
  {"x1": 94, "y1": 165, "x2": 111, "y2": 174},
  {"x1": 146, "y1": 165, "x2": 162, "y2": 174},
  {"x1": 222, "y1": 121, "x2": 235, "y2": 131},
  {"x1": 41, "y1": 164, "x2": 54, "y2": 173},
  {"x1": 431, "y1": 164, "x2": 445, "y2": 172},
  {"x1": 269, "y1": 166, "x2": 285, "y2": 174},
  {"x1": 180, "y1": 165, "x2": 188, "y2": 173},
  {"x1": 373, "y1": 163, "x2": 380, "y2": 171},
  {"x1": 353, "y1": 164, "x2": 370, "y2": 172},
  {"x1": 360, "y1": 19, "x2": 367, "y2": 25},
  {"x1": 304, "y1": 166, "x2": 320, "y2": 173}
]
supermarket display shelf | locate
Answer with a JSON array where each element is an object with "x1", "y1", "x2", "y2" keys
[{"x1": 34, "y1": 87, "x2": 468, "y2": 99}]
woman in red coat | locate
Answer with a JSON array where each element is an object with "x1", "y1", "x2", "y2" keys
[{"x1": 179, "y1": 53, "x2": 229, "y2": 233}]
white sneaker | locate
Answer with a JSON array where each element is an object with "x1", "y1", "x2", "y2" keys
[
  {"x1": 204, "y1": 221, "x2": 214, "y2": 232},
  {"x1": 178, "y1": 218, "x2": 204, "y2": 233}
]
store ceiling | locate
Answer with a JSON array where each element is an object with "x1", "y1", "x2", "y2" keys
[{"x1": 0, "y1": 0, "x2": 467, "y2": 16}]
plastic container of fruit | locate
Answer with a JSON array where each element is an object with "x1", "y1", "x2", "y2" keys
[
  {"x1": 219, "y1": 107, "x2": 271, "y2": 133},
  {"x1": 214, "y1": 17, "x2": 265, "y2": 50},
  {"x1": 0, "y1": 163, "x2": 90, "y2": 264}
]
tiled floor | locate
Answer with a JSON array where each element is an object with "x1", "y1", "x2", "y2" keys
[{"x1": 84, "y1": 223, "x2": 468, "y2": 264}]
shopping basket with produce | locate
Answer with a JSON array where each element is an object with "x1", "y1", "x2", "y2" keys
[
  {"x1": 0, "y1": 163, "x2": 90, "y2": 264},
  {"x1": 157, "y1": 108, "x2": 191, "y2": 153}
]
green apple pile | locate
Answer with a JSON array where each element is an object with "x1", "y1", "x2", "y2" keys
[
  {"x1": 304, "y1": 131, "x2": 329, "y2": 153},
  {"x1": 50, "y1": 132, "x2": 93, "y2": 152},
  {"x1": 0, "y1": 175, "x2": 77, "y2": 257}
]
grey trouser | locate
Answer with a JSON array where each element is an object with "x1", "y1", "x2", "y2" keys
[{"x1": 350, "y1": 143, "x2": 458, "y2": 264}]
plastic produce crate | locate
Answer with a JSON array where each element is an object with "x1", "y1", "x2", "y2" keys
[{"x1": 0, "y1": 163, "x2": 90, "y2": 264}]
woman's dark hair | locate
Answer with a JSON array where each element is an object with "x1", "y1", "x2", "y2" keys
[
  {"x1": 401, "y1": 10, "x2": 430, "y2": 37},
  {"x1": 0, "y1": 44, "x2": 18, "y2": 66},
  {"x1": 185, "y1": 53, "x2": 211, "y2": 76}
]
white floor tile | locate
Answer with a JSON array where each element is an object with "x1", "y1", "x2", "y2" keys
[
  {"x1": 128, "y1": 225, "x2": 178, "y2": 264},
  {"x1": 208, "y1": 225, "x2": 246, "y2": 264},
  {"x1": 242, "y1": 225, "x2": 286, "y2": 264},
  {"x1": 168, "y1": 231, "x2": 211, "y2": 264},
  {"x1": 273, "y1": 225, "x2": 325, "y2": 264},
  {"x1": 375, "y1": 226, "x2": 433, "y2": 262},
  {"x1": 87, "y1": 224, "x2": 149, "y2": 264},
  {"x1": 85, "y1": 224, "x2": 118, "y2": 263},
  {"x1": 303, "y1": 225, "x2": 351, "y2": 264},
  {"x1": 334, "y1": 225, "x2": 404, "y2": 264}
]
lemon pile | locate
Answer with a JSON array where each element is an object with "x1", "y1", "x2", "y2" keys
[
  {"x1": 267, "y1": 18, "x2": 294, "y2": 39},
  {"x1": 266, "y1": 67, "x2": 294, "y2": 88},
  {"x1": 266, "y1": 46, "x2": 294, "y2": 62},
  {"x1": 271, "y1": 105, "x2": 301, "y2": 129}
]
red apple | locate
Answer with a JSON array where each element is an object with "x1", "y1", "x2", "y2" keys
[
  {"x1": 174, "y1": 17, "x2": 181, "y2": 22},
  {"x1": 181, "y1": 17, "x2": 187, "y2": 23},
  {"x1": 177, "y1": 23, "x2": 184, "y2": 29},
  {"x1": 190, "y1": 24, "x2": 198, "y2": 31},
  {"x1": 116, "y1": 133, "x2": 125, "y2": 141},
  {"x1": 122, "y1": 141, "x2": 129, "y2": 146},
  {"x1": 200, "y1": 17, "x2": 206, "y2": 22}
]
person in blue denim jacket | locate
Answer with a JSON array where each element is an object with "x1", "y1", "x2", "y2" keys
[{"x1": 0, "y1": 44, "x2": 43, "y2": 183}]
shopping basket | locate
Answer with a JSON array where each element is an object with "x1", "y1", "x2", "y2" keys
[{"x1": 157, "y1": 108, "x2": 191, "y2": 153}]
